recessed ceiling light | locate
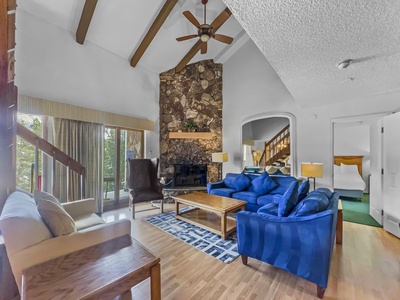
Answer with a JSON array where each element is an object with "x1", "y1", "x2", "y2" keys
[{"x1": 337, "y1": 59, "x2": 352, "y2": 69}]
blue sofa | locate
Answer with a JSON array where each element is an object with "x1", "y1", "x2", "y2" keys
[
  {"x1": 236, "y1": 188, "x2": 339, "y2": 299},
  {"x1": 207, "y1": 172, "x2": 310, "y2": 212}
]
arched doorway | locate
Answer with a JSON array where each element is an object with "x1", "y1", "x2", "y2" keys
[{"x1": 241, "y1": 113, "x2": 296, "y2": 176}]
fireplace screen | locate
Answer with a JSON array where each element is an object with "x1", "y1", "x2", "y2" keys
[{"x1": 173, "y1": 164, "x2": 207, "y2": 187}]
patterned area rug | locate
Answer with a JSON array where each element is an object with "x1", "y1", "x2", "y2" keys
[{"x1": 146, "y1": 210, "x2": 239, "y2": 263}]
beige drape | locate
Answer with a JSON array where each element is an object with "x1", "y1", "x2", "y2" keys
[{"x1": 52, "y1": 118, "x2": 103, "y2": 211}]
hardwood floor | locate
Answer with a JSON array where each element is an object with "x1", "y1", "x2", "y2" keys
[{"x1": 104, "y1": 203, "x2": 400, "y2": 300}]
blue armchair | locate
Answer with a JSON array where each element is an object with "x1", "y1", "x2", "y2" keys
[{"x1": 236, "y1": 188, "x2": 339, "y2": 298}]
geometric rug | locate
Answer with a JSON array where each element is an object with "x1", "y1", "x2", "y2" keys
[{"x1": 146, "y1": 210, "x2": 239, "y2": 263}]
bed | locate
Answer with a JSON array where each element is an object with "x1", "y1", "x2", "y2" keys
[{"x1": 334, "y1": 156, "x2": 366, "y2": 200}]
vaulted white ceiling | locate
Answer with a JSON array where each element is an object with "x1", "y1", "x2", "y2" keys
[
  {"x1": 224, "y1": 0, "x2": 400, "y2": 107},
  {"x1": 16, "y1": 0, "x2": 400, "y2": 108},
  {"x1": 17, "y1": 0, "x2": 245, "y2": 74}
]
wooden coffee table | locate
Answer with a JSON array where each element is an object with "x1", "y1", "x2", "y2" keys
[
  {"x1": 173, "y1": 192, "x2": 247, "y2": 240},
  {"x1": 21, "y1": 235, "x2": 161, "y2": 300}
]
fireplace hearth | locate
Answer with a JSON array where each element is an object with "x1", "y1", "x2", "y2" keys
[{"x1": 173, "y1": 164, "x2": 207, "y2": 187}]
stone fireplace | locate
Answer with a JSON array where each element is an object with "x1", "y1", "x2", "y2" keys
[
  {"x1": 159, "y1": 59, "x2": 222, "y2": 184},
  {"x1": 173, "y1": 164, "x2": 207, "y2": 187}
]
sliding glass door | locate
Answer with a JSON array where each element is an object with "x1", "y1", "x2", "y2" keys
[{"x1": 103, "y1": 127, "x2": 143, "y2": 210}]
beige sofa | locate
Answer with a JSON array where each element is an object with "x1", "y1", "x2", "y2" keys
[{"x1": 0, "y1": 191, "x2": 131, "y2": 292}]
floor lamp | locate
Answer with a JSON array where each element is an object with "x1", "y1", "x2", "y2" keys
[
  {"x1": 301, "y1": 162, "x2": 324, "y2": 190},
  {"x1": 212, "y1": 152, "x2": 228, "y2": 181}
]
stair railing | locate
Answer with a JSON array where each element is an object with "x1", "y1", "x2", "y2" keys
[
  {"x1": 17, "y1": 123, "x2": 86, "y2": 200},
  {"x1": 259, "y1": 124, "x2": 290, "y2": 167}
]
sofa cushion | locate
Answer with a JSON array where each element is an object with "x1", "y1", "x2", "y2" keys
[
  {"x1": 256, "y1": 194, "x2": 275, "y2": 206},
  {"x1": 250, "y1": 172, "x2": 277, "y2": 195},
  {"x1": 298, "y1": 180, "x2": 310, "y2": 201},
  {"x1": 34, "y1": 189, "x2": 62, "y2": 205},
  {"x1": 313, "y1": 188, "x2": 333, "y2": 198},
  {"x1": 289, "y1": 191, "x2": 330, "y2": 217},
  {"x1": 209, "y1": 188, "x2": 237, "y2": 197},
  {"x1": 257, "y1": 203, "x2": 279, "y2": 216},
  {"x1": 0, "y1": 191, "x2": 53, "y2": 255},
  {"x1": 225, "y1": 172, "x2": 251, "y2": 192},
  {"x1": 273, "y1": 181, "x2": 299, "y2": 217},
  {"x1": 37, "y1": 199, "x2": 77, "y2": 237},
  {"x1": 74, "y1": 214, "x2": 105, "y2": 230},
  {"x1": 232, "y1": 191, "x2": 259, "y2": 204},
  {"x1": 268, "y1": 176, "x2": 298, "y2": 195}
]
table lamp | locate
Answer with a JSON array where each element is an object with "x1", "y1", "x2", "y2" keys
[
  {"x1": 212, "y1": 152, "x2": 228, "y2": 181},
  {"x1": 301, "y1": 162, "x2": 323, "y2": 190}
]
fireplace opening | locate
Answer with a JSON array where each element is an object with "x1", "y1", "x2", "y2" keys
[{"x1": 173, "y1": 164, "x2": 207, "y2": 187}]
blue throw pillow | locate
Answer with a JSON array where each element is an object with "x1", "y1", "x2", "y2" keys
[
  {"x1": 257, "y1": 203, "x2": 279, "y2": 216},
  {"x1": 273, "y1": 181, "x2": 299, "y2": 217},
  {"x1": 313, "y1": 188, "x2": 333, "y2": 198},
  {"x1": 298, "y1": 180, "x2": 310, "y2": 201},
  {"x1": 225, "y1": 172, "x2": 251, "y2": 192},
  {"x1": 251, "y1": 171, "x2": 278, "y2": 195},
  {"x1": 289, "y1": 192, "x2": 329, "y2": 217}
]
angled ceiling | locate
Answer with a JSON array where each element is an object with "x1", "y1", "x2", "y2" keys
[
  {"x1": 224, "y1": 0, "x2": 400, "y2": 107},
  {"x1": 16, "y1": 0, "x2": 400, "y2": 109},
  {"x1": 17, "y1": 0, "x2": 245, "y2": 74}
]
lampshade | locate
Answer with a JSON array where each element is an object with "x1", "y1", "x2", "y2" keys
[
  {"x1": 301, "y1": 162, "x2": 324, "y2": 178},
  {"x1": 212, "y1": 152, "x2": 228, "y2": 163}
]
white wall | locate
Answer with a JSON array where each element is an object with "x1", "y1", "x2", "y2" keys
[
  {"x1": 223, "y1": 39, "x2": 400, "y2": 189},
  {"x1": 251, "y1": 117, "x2": 289, "y2": 140},
  {"x1": 15, "y1": 9, "x2": 160, "y2": 157}
]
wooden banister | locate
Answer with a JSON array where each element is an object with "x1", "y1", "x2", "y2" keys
[
  {"x1": 265, "y1": 124, "x2": 290, "y2": 149},
  {"x1": 17, "y1": 123, "x2": 85, "y2": 176}
]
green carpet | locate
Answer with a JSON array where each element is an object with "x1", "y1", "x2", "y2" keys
[{"x1": 341, "y1": 194, "x2": 382, "y2": 227}]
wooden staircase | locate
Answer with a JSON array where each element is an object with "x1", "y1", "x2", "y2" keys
[
  {"x1": 17, "y1": 123, "x2": 86, "y2": 201},
  {"x1": 259, "y1": 124, "x2": 290, "y2": 168}
]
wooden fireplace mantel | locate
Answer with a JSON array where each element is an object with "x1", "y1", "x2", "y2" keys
[{"x1": 168, "y1": 132, "x2": 213, "y2": 139}]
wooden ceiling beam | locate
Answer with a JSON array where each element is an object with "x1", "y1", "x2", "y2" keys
[
  {"x1": 76, "y1": 0, "x2": 98, "y2": 45},
  {"x1": 175, "y1": 7, "x2": 232, "y2": 73},
  {"x1": 130, "y1": 0, "x2": 178, "y2": 67}
]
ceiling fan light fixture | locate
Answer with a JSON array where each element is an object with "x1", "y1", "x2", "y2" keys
[
  {"x1": 337, "y1": 59, "x2": 353, "y2": 69},
  {"x1": 200, "y1": 34, "x2": 210, "y2": 42}
]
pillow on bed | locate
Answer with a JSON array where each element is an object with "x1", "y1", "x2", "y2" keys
[{"x1": 340, "y1": 163, "x2": 359, "y2": 175}]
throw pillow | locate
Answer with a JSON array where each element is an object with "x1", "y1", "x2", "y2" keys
[
  {"x1": 251, "y1": 172, "x2": 278, "y2": 195},
  {"x1": 37, "y1": 199, "x2": 76, "y2": 237},
  {"x1": 298, "y1": 180, "x2": 310, "y2": 201},
  {"x1": 273, "y1": 181, "x2": 299, "y2": 217},
  {"x1": 34, "y1": 190, "x2": 62, "y2": 205},
  {"x1": 225, "y1": 173, "x2": 251, "y2": 192},
  {"x1": 289, "y1": 193, "x2": 330, "y2": 217}
]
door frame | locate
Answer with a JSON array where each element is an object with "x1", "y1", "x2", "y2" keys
[
  {"x1": 241, "y1": 112, "x2": 297, "y2": 176},
  {"x1": 331, "y1": 112, "x2": 390, "y2": 225}
]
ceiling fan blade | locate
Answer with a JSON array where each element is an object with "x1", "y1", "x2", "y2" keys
[
  {"x1": 213, "y1": 34, "x2": 233, "y2": 44},
  {"x1": 176, "y1": 34, "x2": 198, "y2": 42},
  {"x1": 201, "y1": 41, "x2": 207, "y2": 54},
  {"x1": 210, "y1": 9, "x2": 231, "y2": 29},
  {"x1": 183, "y1": 11, "x2": 201, "y2": 28}
]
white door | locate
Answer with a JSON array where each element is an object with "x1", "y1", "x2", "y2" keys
[
  {"x1": 383, "y1": 112, "x2": 400, "y2": 238},
  {"x1": 369, "y1": 119, "x2": 383, "y2": 225}
]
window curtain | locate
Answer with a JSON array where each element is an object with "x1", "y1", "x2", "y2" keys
[{"x1": 52, "y1": 118, "x2": 103, "y2": 212}]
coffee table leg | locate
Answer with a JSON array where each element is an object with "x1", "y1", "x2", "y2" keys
[
  {"x1": 221, "y1": 212, "x2": 227, "y2": 240},
  {"x1": 150, "y1": 263, "x2": 161, "y2": 300},
  {"x1": 175, "y1": 201, "x2": 179, "y2": 218}
]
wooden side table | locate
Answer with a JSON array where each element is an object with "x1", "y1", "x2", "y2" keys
[
  {"x1": 336, "y1": 200, "x2": 343, "y2": 244},
  {"x1": 0, "y1": 235, "x2": 19, "y2": 300},
  {"x1": 22, "y1": 235, "x2": 161, "y2": 300}
]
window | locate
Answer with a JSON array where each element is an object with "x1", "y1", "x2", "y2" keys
[
  {"x1": 103, "y1": 127, "x2": 144, "y2": 210},
  {"x1": 16, "y1": 113, "x2": 43, "y2": 192}
]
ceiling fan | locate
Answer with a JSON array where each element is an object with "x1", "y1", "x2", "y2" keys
[{"x1": 176, "y1": 0, "x2": 233, "y2": 54}]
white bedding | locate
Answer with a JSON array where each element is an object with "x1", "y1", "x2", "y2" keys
[{"x1": 334, "y1": 164, "x2": 366, "y2": 191}]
